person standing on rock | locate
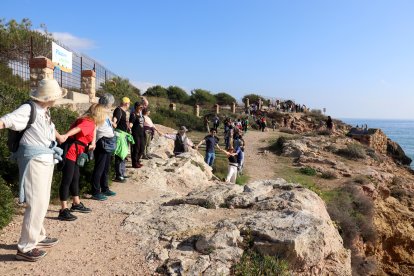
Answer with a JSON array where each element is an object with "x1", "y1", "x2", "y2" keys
[
  {"x1": 219, "y1": 146, "x2": 239, "y2": 183},
  {"x1": 112, "y1": 97, "x2": 130, "y2": 181},
  {"x1": 196, "y1": 128, "x2": 221, "y2": 167},
  {"x1": 91, "y1": 93, "x2": 117, "y2": 201},
  {"x1": 164, "y1": 126, "x2": 195, "y2": 155},
  {"x1": 0, "y1": 79, "x2": 66, "y2": 261}
]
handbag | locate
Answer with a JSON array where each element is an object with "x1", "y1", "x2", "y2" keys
[{"x1": 101, "y1": 136, "x2": 117, "y2": 153}]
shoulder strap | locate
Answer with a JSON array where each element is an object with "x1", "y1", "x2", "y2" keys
[{"x1": 27, "y1": 100, "x2": 37, "y2": 126}]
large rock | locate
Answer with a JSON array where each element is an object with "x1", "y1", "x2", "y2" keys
[
  {"x1": 121, "y1": 180, "x2": 351, "y2": 275},
  {"x1": 387, "y1": 138, "x2": 412, "y2": 166}
]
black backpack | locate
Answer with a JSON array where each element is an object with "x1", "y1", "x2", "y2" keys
[
  {"x1": 57, "y1": 138, "x2": 88, "y2": 171},
  {"x1": 7, "y1": 101, "x2": 37, "y2": 153}
]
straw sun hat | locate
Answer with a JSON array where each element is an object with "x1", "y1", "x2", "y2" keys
[{"x1": 30, "y1": 79, "x2": 67, "y2": 102}]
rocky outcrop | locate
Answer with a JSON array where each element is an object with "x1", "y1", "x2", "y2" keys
[
  {"x1": 387, "y1": 138, "x2": 412, "y2": 166},
  {"x1": 274, "y1": 131, "x2": 414, "y2": 275},
  {"x1": 120, "y1": 178, "x2": 351, "y2": 274},
  {"x1": 113, "y1": 128, "x2": 351, "y2": 275}
]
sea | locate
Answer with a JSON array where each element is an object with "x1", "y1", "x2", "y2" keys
[{"x1": 341, "y1": 119, "x2": 414, "y2": 168}]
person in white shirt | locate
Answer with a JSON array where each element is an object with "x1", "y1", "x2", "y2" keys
[
  {"x1": 0, "y1": 79, "x2": 67, "y2": 262},
  {"x1": 142, "y1": 108, "x2": 162, "y2": 159}
]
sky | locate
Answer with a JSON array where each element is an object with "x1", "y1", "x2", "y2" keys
[{"x1": 3, "y1": 0, "x2": 414, "y2": 119}]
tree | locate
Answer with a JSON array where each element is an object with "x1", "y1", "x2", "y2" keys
[
  {"x1": 167, "y1": 86, "x2": 189, "y2": 103},
  {"x1": 188, "y1": 89, "x2": 217, "y2": 105},
  {"x1": 0, "y1": 18, "x2": 53, "y2": 64},
  {"x1": 215, "y1": 92, "x2": 236, "y2": 105},
  {"x1": 242, "y1": 94, "x2": 265, "y2": 105},
  {"x1": 99, "y1": 77, "x2": 141, "y2": 104},
  {"x1": 144, "y1": 85, "x2": 168, "y2": 98}
]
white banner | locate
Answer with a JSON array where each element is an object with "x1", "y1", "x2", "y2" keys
[{"x1": 52, "y1": 42, "x2": 72, "y2": 73}]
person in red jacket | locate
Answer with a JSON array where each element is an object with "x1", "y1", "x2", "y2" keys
[{"x1": 58, "y1": 104, "x2": 106, "y2": 221}]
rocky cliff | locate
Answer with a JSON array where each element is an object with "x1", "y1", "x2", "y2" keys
[
  {"x1": 276, "y1": 116, "x2": 414, "y2": 275},
  {"x1": 113, "y1": 125, "x2": 351, "y2": 275}
]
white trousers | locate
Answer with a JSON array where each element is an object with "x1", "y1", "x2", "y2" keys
[
  {"x1": 17, "y1": 159, "x2": 54, "y2": 253},
  {"x1": 225, "y1": 165, "x2": 238, "y2": 183}
]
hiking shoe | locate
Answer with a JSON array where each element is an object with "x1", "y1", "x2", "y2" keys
[
  {"x1": 132, "y1": 163, "x2": 143, "y2": 168},
  {"x1": 122, "y1": 175, "x2": 130, "y2": 179},
  {"x1": 37, "y1": 237, "x2": 59, "y2": 248},
  {"x1": 113, "y1": 177, "x2": 126, "y2": 183},
  {"x1": 103, "y1": 190, "x2": 116, "y2": 197},
  {"x1": 58, "y1": 208, "x2": 77, "y2": 221},
  {"x1": 16, "y1": 248, "x2": 47, "y2": 262},
  {"x1": 92, "y1": 193, "x2": 108, "y2": 201},
  {"x1": 70, "y1": 202, "x2": 92, "y2": 213}
]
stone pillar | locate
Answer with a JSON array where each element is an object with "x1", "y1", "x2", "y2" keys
[
  {"x1": 194, "y1": 105, "x2": 200, "y2": 117},
  {"x1": 232, "y1": 102, "x2": 236, "y2": 113},
  {"x1": 169, "y1": 103, "x2": 176, "y2": 111},
  {"x1": 214, "y1": 104, "x2": 220, "y2": 114},
  {"x1": 258, "y1": 99, "x2": 263, "y2": 110},
  {"x1": 245, "y1": 98, "x2": 250, "y2": 108},
  {"x1": 29, "y1": 56, "x2": 54, "y2": 90},
  {"x1": 81, "y1": 70, "x2": 96, "y2": 103}
]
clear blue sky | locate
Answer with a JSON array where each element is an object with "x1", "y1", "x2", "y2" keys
[{"x1": 3, "y1": 0, "x2": 414, "y2": 119}]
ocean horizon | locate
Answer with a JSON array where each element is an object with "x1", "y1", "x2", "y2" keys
[{"x1": 341, "y1": 118, "x2": 414, "y2": 168}]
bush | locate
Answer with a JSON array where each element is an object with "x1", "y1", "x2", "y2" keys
[
  {"x1": 299, "y1": 166, "x2": 317, "y2": 176},
  {"x1": 0, "y1": 177, "x2": 14, "y2": 229},
  {"x1": 232, "y1": 249, "x2": 289, "y2": 276},
  {"x1": 336, "y1": 143, "x2": 366, "y2": 160},
  {"x1": 152, "y1": 107, "x2": 204, "y2": 131}
]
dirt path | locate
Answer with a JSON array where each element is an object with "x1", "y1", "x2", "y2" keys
[
  {"x1": 0, "y1": 177, "x2": 155, "y2": 275},
  {"x1": 243, "y1": 129, "x2": 282, "y2": 181}
]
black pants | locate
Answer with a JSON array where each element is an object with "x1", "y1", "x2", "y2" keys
[
  {"x1": 131, "y1": 134, "x2": 145, "y2": 165},
  {"x1": 59, "y1": 159, "x2": 80, "y2": 201},
  {"x1": 91, "y1": 139, "x2": 111, "y2": 195}
]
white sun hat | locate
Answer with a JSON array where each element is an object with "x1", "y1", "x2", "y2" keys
[{"x1": 30, "y1": 79, "x2": 67, "y2": 102}]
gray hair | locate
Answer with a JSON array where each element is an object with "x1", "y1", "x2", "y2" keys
[{"x1": 98, "y1": 93, "x2": 115, "y2": 108}]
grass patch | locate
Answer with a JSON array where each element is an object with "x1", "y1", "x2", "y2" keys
[
  {"x1": 236, "y1": 174, "x2": 250, "y2": 185},
  {"x1": 232, "y1": 249, "x2": 289, "y2": 276},
  {"x1": 320, "y1": 170, "x2": 337, "y2": 179},
  {"x1": 299, "y1": 166, "x2": 317, "y2": 176}
]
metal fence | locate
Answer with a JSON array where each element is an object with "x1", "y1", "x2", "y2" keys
[{"x1": 2, "y1": 33, "x2": 125, "y2": 92}]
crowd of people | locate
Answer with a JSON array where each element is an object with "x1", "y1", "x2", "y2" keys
[{"x1": 0, "y1": 79, "x2": 254, "y2": 262}]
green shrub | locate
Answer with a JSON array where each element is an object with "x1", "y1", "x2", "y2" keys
[
  {"x1": 236, "y1": 174, "x2": 249, "y2": 185},
  {"x1": 336, "y1": 143, "x2": 366, "y2": 160},
  {"x1": 152, "y1": 107, "x2": 204, "y2": 131},
  {"x1": 299, "y1": 166, "x2": 317, "y2": 176},
  {"x1": 0, "y1": 177, "x2": 14, "y2": 229},
  {"x1": 232, "y1": 249, "x2": 289, "y2": 276}
]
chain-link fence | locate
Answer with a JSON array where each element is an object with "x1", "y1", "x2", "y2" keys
[{"x1": 1, "y1": 33, "x2": 127, "y2": 93}]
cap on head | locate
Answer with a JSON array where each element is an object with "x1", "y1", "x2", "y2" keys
[
  {"x1": 179, "y1": 126, "x2": 188, "y2": 132},
  {"x1": 122, "y1": 97, "x2": 131, "y2": 104}
]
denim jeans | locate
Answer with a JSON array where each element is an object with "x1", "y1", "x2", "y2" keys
[{"x1": 205, "y1": 152, "x2": 215, "y2": 167}]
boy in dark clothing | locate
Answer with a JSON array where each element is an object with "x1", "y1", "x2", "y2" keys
[{"x1": 196, "y1": 128, "x2": 221, "y2": 167}]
